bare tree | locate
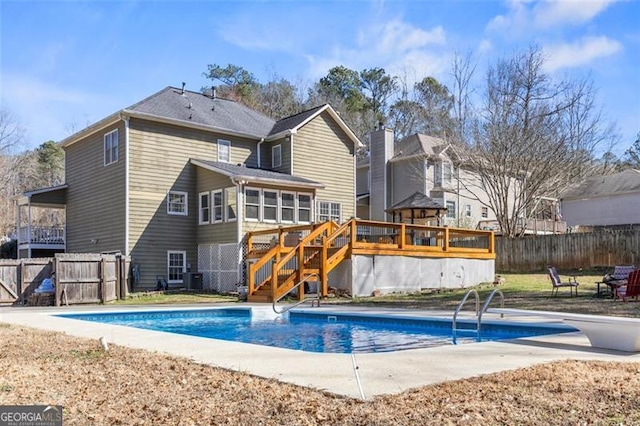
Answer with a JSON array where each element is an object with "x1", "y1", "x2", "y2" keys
[
  {"x1": 450, "y1": 50, "x2": 477, "y2": 145},
  {"x1": 460, "y1": 46, "x2": 618, "y2": 237}
]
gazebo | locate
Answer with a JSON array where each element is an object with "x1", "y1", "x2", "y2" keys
[{"x1": 385, "y1": 191, "x2": 447, "y2": 226}]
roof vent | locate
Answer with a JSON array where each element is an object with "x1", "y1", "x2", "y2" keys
[{"x1": 181, "y1": 82, "x2": 186, "y2": 95}]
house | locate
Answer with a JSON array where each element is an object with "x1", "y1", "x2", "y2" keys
[
  {"x1": 358, "y1": 127, "x2": 500, "y2": 228},
  {"x1": 16, "y1": 85, "x2": 360, "y2": 291},
  {"x1": 560, "y1": 169, "x2": 640, "y2": 228},
  {"x1": 358, "y1": 127, "x2": 565, "y2": 235}
]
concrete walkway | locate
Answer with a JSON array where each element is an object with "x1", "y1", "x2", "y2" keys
[{"x1": 1, "y1": 304, "x2": 638, "y2": 400}]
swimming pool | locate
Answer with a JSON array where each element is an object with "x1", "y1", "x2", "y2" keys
[{"x1": 59, "y1": 308, "x2": 576, "y2": 354}]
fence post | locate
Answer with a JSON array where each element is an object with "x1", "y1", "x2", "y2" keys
[
  {"x1": 115, "y1": 255, "x2": 121, "y2": 300},
  {"x1": 17, "y1": 260, "x2": 23, "y2": 305},
  {"x1": 54, "y1": 257, "x2": 60, "y2": 307},
  {"x1": 100, "y1": 256, "x2": 107, "y2": 304}
]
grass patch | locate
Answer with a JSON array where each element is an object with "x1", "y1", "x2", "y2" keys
[{"x1": 109, "y1": 291, "x2": 238, "y2": 305}]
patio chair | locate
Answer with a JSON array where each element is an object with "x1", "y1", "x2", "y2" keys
[
  {"x1": 547, "y1": 266, "x2": 579, "y2": 297},
  {"x1": 598, "y1": 265, "x2": 635, "y2": 298},
  {"x1": 615, "y1": 269, "x2": 640, "y2": 302}
]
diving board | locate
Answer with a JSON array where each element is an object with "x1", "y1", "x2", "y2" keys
[{"x1": 486, "y1": 308, "x2": 640, "y2": 353}]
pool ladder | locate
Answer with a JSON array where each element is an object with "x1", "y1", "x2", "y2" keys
[
  {"x1": 272, "y1": 273, "x2": 321, "y2": 314},
  {"x1": 452, "y1": 288, "x2": 504, "y2": 343}
]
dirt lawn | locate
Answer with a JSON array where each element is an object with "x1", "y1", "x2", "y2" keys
[{"x1": 1, "y1": 323, "x2": 639, "y2": 425}]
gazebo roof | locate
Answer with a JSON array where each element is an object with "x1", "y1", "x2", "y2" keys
[{"x1": 386, "y1": 192, "x2": 446, "y2": 212}]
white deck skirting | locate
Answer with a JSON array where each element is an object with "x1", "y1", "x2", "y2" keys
[{"x1": 487, "y1": 309, "x2": 640, "y2": 352}]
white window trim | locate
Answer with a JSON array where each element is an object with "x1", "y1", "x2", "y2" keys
[
  {"x1": 316, "y1": 200, "x2": 341, "y2": 223},
  {"x1": 262, "y1": 189, "x2": 279, "y2": 223},
  {"x1": 217, "y1": 139, "x2": 230, "y2": 163},
  {"x1": 212, "y1": 189, "x2": 223, "y2": 223},
  {"x1": 104, "y1": 129, "x2": 119, "y2": 166},
  {"x1": 198, "y1": 191, "x2": 210, "y2": 225},
  {"x1": 167, "y1": 191, "x2": 188, "y2": 216},
  {"x1": 225, "y1": 187, "x2": 237, "y2": 222},
  {"x1": 446, "y1": 200, "x2": 456, "y2": 219},
  {"x1": 244, "y1": 187, "x2": 261, "y2": 221},
  {"x1": 481, "y1": 206, "x2": 489, "y2": 219},
  {"x1": 280, "y1": 191, "x2": 296, "y2": 224},
  {"x1": 272, "y1": 144, "x2": 282, "y2": 168},
  {"x1": 297, "y1": 193, "x2": 312, "y2": 224},
  {"x1": 167, "y1": 251, "x2": 186, "y2": 284},
  {"x1": 465, "y1": 204, "x2": 472, "y2": 218}
]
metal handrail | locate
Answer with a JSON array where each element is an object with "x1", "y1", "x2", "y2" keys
[
  {"x1": 452, "y1": 289, "x2": 479, "y2": 343},
  {"x1": 477, "y1": 289, "x2": 504, "y2": 337},
  {"x1": 272, "y1": 273, "x2": 321, "y2": 314}
]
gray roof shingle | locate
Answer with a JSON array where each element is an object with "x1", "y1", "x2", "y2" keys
[
  {"x1": 126, "y1": 87, "x2": 276, "y2": 137},
  {"x1": 386, "y1": 191, "x2": 446, "y2": 211},
  {"x1": 392, "y1": 133, "x2": 448, "y2": 159},
  {"x1": 268, "y1": 104, "x2": 326, "y2": 136},
  {"x1": 192, "y1": 160, "x2": 324, "y2": 187},
  {"x1": 560, "y1": 169, "x2": 640, "y2": 199}
]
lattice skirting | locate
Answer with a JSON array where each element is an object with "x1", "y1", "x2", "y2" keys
[{"x1": 197, "y1": 243, "x2": 240, "y2": 293}]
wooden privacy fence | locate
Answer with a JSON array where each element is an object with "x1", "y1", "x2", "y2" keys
[
  {"x1": 496, "y1": 230, "x2": 640, "y2": 272},
  {"x1": 0, "y1": 254, "x2": 131, "y2": 306}
]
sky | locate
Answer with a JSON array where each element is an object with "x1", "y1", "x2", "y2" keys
[{"x1": 1, "y1": 0, "x2": 639, "y2": 156}]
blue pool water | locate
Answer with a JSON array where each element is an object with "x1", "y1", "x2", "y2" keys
[{"x1": 59, "y1": 308, "x2": 575, "y2": 354}]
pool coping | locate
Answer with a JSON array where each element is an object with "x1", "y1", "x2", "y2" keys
[{"x1": 2, "y1": 303, "x2": 639, "y2": 400}]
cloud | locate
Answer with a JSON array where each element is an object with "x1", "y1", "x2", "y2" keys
[
  {"x1": 487, "y1": 0, "x2": 617, "y2": 36},
  {"x1": 533, "y1": 0, "x2": 617, "y2": 28},
  {"x1": 307, "y1": 18, "x2": 448, "y2": 83},
  {"x1": 544, "y1": 36, "x2": 622, "y2": 72}
]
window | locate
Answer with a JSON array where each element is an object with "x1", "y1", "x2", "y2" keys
[
  {"x1": 317, "y1": 201, "x2": 341, "y2": 222},
  {"x1": 298, "y1": 194, "x2": 311, "y2": 223},
  {"x1": 443, "y1": 163, "x2": 453, "y2": 184},
  {"x1": 167, "y1": 251, "x2": 186, "y2": 283},
  {"x1": 198, "y1": 192, "x2": 210, "y2": 224},
  {"x1": 167, "y1": 191, "x2": 188, "y2": 215},
  {"x1": 104, "y1": 129, "x2": 119, "y2": 165},
  {"x1": 281, "y1": 192, "x2": 295, "y2": 223},
  {"x1": 481, "y1": 206, "x2": 489, "y2": 219},
  {"x1": 217, "y1": 139, "x2": 230, "y2": 162},
  {"x1": 465, "y1": 204, "x2": 472, "y2": 218},
  {"x1": 212, "y1": 190, "x2": 223, "y2": 222},
  {"x1": 272, "y1": 144, "x2": 282, "y2": 168},
  {"x1": 245, "y1": 188, "x2": 260, "y2": 220},
  {"x1": 263, "y1": 190, "x2": 278, "y2": 222},
  {"x1": 225, "y1": 187, "x2": 237, "y2": 221},
  {"x1": 446, "y1": 200, "x2": 456, "y2": 219}
]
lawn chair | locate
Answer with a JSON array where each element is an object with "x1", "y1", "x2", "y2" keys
[
  {"x1": 547, "y1": 266, "x2": 579, "y2": 297},
  {"x1": 599, "y1": 265, "x2": 635, "y2": 298},
  {"x1": 615, "y1": 269, "x2": 640, "y2": 302}
]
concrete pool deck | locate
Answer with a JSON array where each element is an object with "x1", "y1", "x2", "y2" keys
[{"x1": 1, "y1": 303, "x2": 639, "y2": 400}]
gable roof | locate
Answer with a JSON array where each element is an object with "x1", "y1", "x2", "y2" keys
[
  {"x1": 191, "y1": 159, "x2": 324, "y2": 189},
  {"x1": 392, "y1": 133, "x2": 450, "y2": 161},
  {"x1": 386, "y1": 191, "x2": 446, "y2": 211},
  {"x1": 560, "y1": 169, "x2": 640, "y2": 200}
]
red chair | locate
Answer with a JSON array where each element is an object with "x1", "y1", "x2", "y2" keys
[{"x1": 616, "y1": 269, "x2": 640, "y2": 301}]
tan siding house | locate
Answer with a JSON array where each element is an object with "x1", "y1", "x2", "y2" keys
[{"x1": 20, "y1": 86, "x2": 360, "y2": 291}]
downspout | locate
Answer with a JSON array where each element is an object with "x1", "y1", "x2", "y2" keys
[
  {"x1": 122, "y1": 114, "x2": 130, "y2": 256},
  {"x1": 231, "y1": 178, "x2": 246, "y2": 284},
  {"x1": 27, "y1": 198, "x2": 31, "y2": 258},
  {"x1": 289, "y1": 134, "x2": 294, "y2": 175},
  {"x1": 257, "y1": 138, "x2": 264, "y2": 168}
]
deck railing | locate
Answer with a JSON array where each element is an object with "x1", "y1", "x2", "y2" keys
[
  {"x1": 18, "y1": 226, "x2": 65, "y2": 245},
  {"x1": 246, "y1": 219, "x2": 495, "y2": 302}
]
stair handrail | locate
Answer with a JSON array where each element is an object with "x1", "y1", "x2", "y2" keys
[
  {"x1": 324, "y1": 220, "x2": 352, "y2": 268},
  {"x1": 272, "y1": 273, "x2": 321, "y2": 314},
  {"x1": 248, "y1": 244, "x2": 282, "y2": 295},
  {"x1": 477, "y1": 289, "x2": 504, "y2": 337},
  {"x1": 271, "y1": 222, "x2": 334, "y2": 300},
  {"x1": 452, "y1": 288, "x2": 479, "y2": 343}
]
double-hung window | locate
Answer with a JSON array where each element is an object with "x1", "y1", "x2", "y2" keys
[
  {"x1": 446, "y1": 200, "x2": 456, "y2": 219},
  {"x1": 298, "y1": 194, "x2": 311, "y2": 223},
  {"x1": 217, "y1": 139, "x2": 230, "y2": 162},
  {"x1": 199, "y1": 192, "x2": 210, "y2": 224},
  {"x1": 167, "y1": 251, "x2": 186, "y2": 283},
  {"x1": 225, "y1": 187, "x2": 237, "y2": 221},
  {"x1": 167, "y1": 191, "x2": 188, "y2": 216},
  {"x1": 263, "y1": 190, "x2": 278, "y2": 222},
  {"x1": 272, "y1": 144, "x2": 282, "y2": 168},
  {"x1": 104, "y1": 129, "x2": 119, "y2": 166},
  {"x1": 443, "y1": 163, "x2": 453, "y2": 184},
  {"x1": 245, "y1": 188, "x2": 260, "y2": 221},
  {"x1": 212, "y1": 190, "x2": 223, "y2": 223},
  {"x1": 281, "y1": 192, "x2": 295, "y2": 223},
  {"x1": 465, "y1": 204, "x2": 472, "y2": 218},
  {"x1": 317, "y1": 201, "x2": 341, "y2": 222},
  {"x1": 481, "y1": 206, "x2": 489, "y2": 219}
]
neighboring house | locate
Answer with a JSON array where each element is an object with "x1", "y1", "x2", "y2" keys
[
  {"x1": 358, "y1": 127, "x2": 503, "y2": 229},
  {"x1": 17, "y1": 86, "x2": 360, "y2": 291},
  {"x1": 560, "y1": 169, "x2": 640, "y2": 228}
]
